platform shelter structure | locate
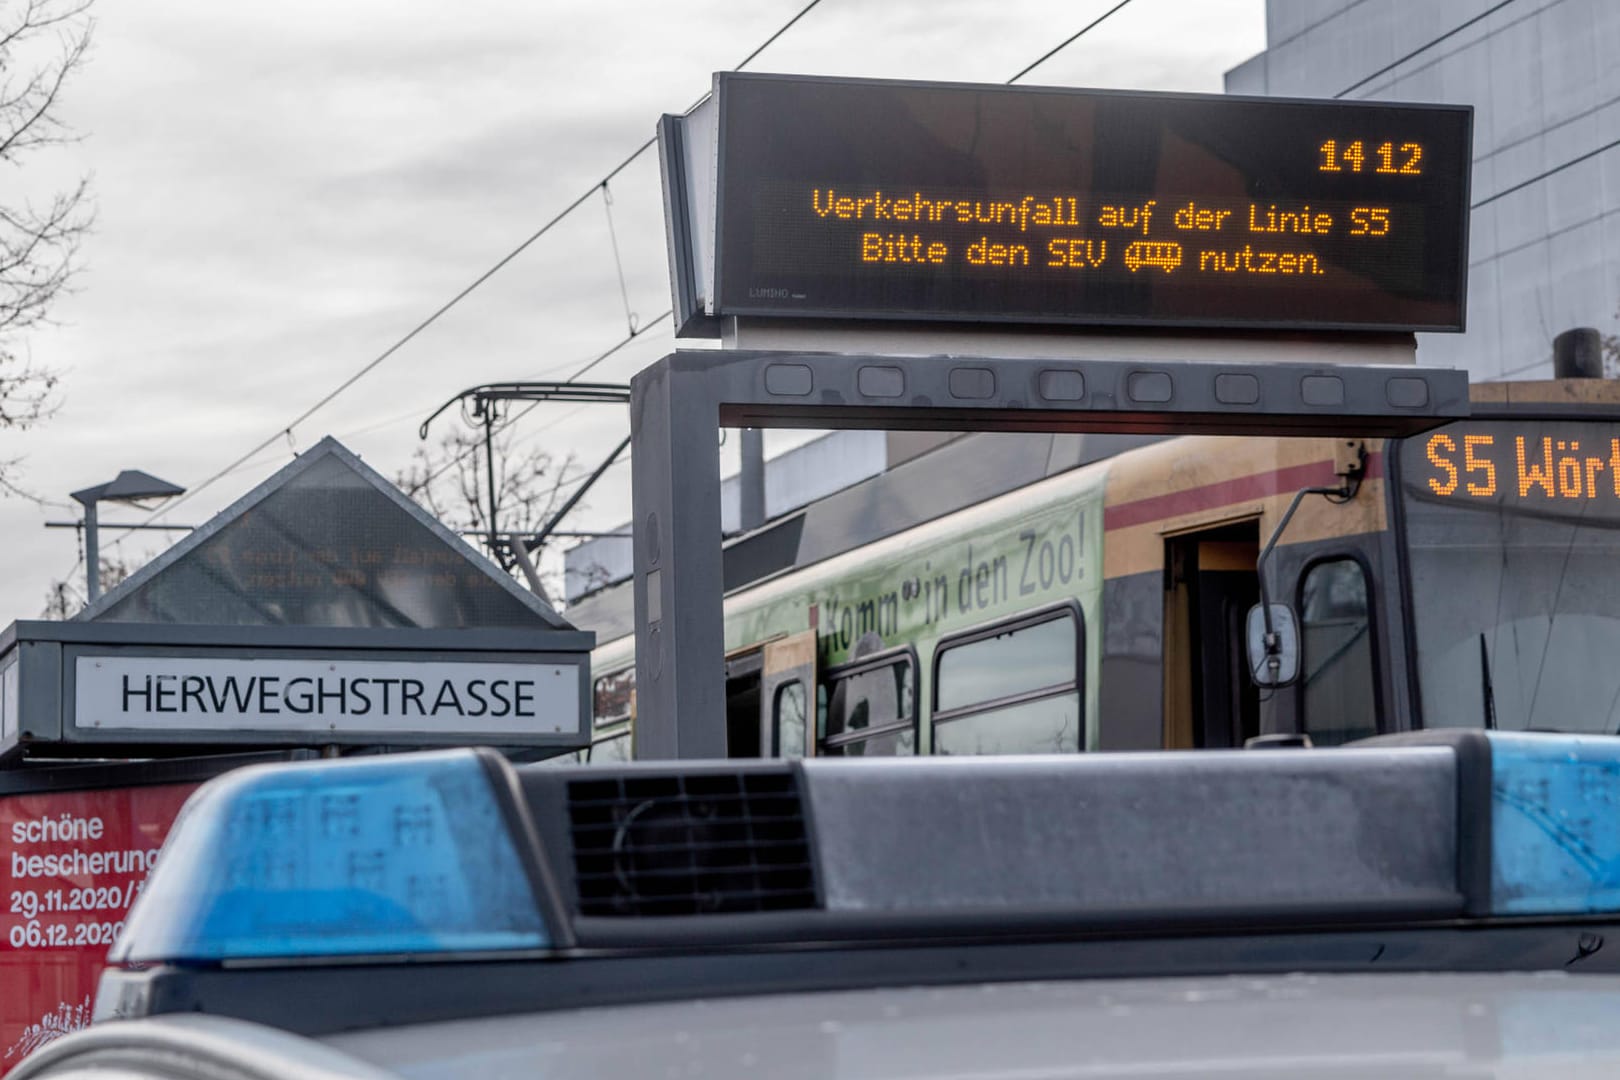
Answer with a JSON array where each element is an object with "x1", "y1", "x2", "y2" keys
[
  {"x1": 0, "y1": 436, "x2": 592, "y2": 762},
  {"x1": 629, "y1": 73, "x2": 1478, "y2": 757}
]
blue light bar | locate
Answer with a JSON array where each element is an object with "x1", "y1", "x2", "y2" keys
[
  {"x1": 110, "y1": 750, "x2": 549, "y2": 963},
  {"x1": 1490, "y1": 733, "x2": 1620, "y2": 915}
]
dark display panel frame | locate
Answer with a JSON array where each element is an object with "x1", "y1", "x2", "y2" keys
[{"x1": 713, "y1": 73, "x2": 1473, "y2": 333}]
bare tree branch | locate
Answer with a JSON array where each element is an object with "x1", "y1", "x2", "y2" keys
[
  {"x1": 0, "y1": 0, "x2": 92, "y2": 54},
  {"x1": 0, "y1": 18, "x2": 91, "y2": 158},
  {"x1": 397, "y1": 429, "x2": 580, "y2": 595},
  {"x1": 41, "y1": 547, "x2": 140, "y2": 619},
  {"x1": 0, "y1": 0, "x2": 93, "y2": 494}
]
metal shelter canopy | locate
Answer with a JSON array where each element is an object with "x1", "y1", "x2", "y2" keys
[
  {"x1": 80, "y1": 437, "x2": 567, "y2": 630},
  {"x1": 628, "y1": 349, "x2": 1469, "y2": 759},
  {"x1": 1, "y1": 437, "x2": 592, "y2": 761}
]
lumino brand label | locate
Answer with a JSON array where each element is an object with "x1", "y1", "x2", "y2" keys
[{"x1": 1, "y1": 784, "x2": 197, "y2": 1073}]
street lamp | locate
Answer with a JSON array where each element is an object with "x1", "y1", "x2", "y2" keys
[{"x1": 70, "y1": 470, "x2": 185, "y2": 603}]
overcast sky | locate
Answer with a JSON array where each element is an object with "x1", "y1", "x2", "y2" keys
[{"x1": 3, "y1": 0, "x2": 1265, "y2": 619}]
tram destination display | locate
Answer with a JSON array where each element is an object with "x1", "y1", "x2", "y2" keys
[
  {"x1": 705, "y1": 74, "x2": 1472, "y2": 332},
  {"x1": 1405, "y1": 420, "x2": 1620, "y2": 515}
]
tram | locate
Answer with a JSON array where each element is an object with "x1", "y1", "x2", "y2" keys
[{"x1": 577, "y1": 376, "x2": 1620, "y2": 759}]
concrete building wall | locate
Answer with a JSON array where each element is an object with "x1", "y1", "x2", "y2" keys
[{"x1": 1226, "y1": 0, "x2": 1620, "y2": 381}]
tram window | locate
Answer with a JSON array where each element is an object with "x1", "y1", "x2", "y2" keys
[
  {"x1": 593, "y1": 669, "x2": 634, "y2": 727},
  {"x1": 821, "y1": 654, "x2": 916, "y2": 757},
  {"x1": 773, "y1": 680, "x2": 807, "y2": 759},
  {"x1": 934, "y1": 696, "x2": 1081, "y2": 755},
  {"x1": 1299, "y1": 559, "x2": 1378, "y2": 746},
  {"x1": 933, "y1": 607, "x2": 1082, "y2": 754}
]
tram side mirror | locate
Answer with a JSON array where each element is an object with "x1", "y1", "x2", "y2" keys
[{"x1": 1245, "y1": 603, "x2": 1300, "y2": 688}]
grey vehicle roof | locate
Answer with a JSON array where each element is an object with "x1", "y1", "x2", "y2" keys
[
  {"x1": 321, "y1": 971, "x2": 1620, "y2": 1080},
  {"x1": 17, "y1": 971, "x2": 1620, "y2": 1078},
  {"x1": 9, "y1": 1014, "x2": 396, "y2": 1080}
]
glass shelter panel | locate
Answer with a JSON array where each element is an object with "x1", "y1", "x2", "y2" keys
[{"x1": 96, "y1": 453, "x2": 552, "y2": 629}]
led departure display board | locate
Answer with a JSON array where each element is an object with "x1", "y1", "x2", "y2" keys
[{"x1": 713, "y1": 74, "x2": 1472, "y2": 332}]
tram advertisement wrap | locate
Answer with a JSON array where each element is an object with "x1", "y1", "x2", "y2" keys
[{"x1": 0, "y1": 783, "x2": 197, "y2": 1073}]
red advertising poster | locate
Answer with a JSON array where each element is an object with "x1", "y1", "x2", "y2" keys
[{"x1": 0, "y1": 783, "x2": 198, "y2": 1074}]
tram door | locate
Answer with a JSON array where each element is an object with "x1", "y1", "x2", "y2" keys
[
  {"x1": 761, "y1": 631, "x2": 816, "y2": 758},
  {"x1": 1163, "y1": 523, "x2": 1261, "y2": 749},
  {"x1": 724, "y1": 631, "x2": 817, "y2": 758}
]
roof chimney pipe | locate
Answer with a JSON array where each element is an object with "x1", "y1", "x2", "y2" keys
[{"x1": 1553, "y1": 327, "x2": 1603, "y2": 379}]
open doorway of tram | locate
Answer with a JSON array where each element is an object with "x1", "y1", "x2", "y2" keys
[
  {"x1": 1164, "y1": 520, "x2": 1261, "y2": 749},
  {"x1": 724, "y1": 647, "x2": 765, "y2": 756},
  {"x1": 724, "y1": 631, "x2": 817, "y2": 758}
]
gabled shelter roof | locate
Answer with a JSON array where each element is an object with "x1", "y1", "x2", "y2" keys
[{"x1": 78, "y1": 437, "x2": 567, "y2": 630}]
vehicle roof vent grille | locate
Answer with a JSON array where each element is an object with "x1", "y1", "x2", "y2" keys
[{"x1": 565, "y1": 770, "x2": 817, "y2": 917}]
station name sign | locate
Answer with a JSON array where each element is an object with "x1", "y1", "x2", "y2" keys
[
  {"x1": 0, "y1": 621, "x2": 594, "y2": 759},
  {"x1": 74, "y1": 656, "x2": 578, "y2": 737},
  {"x1": 688, "y1": 74, "x2": 1472, "y2": 333}
]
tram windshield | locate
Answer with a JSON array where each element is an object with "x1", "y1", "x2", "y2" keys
[{"x1": 1399, "y1": 419, "x2": 1620, "y2": 733}]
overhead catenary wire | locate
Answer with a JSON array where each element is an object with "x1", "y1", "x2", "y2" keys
[
  {"x1": 1489, "y1": 355, "x2": 1555, "y2": 381},
  {"x1": 1334, "y1": 0, "x2": 1517, "y2": 98},
  {"x1": 1323, "y1": 0, "x2": 1611, "y2": 384},
  {"x1": 600, "y1": 182, "x2": 638, "y2": 335},
  {"x1": 100, "y1": 0, "x2": 1141, "y2": 573},
  {"x1": 320, "y1": 2, "x2": 1160, "y2": 517},
  {"x1": 1472, "y1": 134, "x2": 1620, "y2": 209},
  {"x1": 438, "y1": 454, "x2": 634, "y2": 535},
  {"x1": 54, "y1": 301, "x2": 669, "y2": 594},
  {"x1": 1006, "y1": 0, "x2": 1134, "y2": 84},
  {"x1": 46, "y1": 0, "x2": 1168, "y2": 598},
  {"x1": 1462, "y1": 129, "x2": 1620, "y2": 383},
  {"x1": 406, "y1": 307, "x2": 675, "y2": 495},
  {"x1": 134, "y1": 163, "x2": 649, "y2": 534},
  {"x1": 567, "y1": 307, "x2": 672, "y2": 382},
  {"x1": 113, "y1": 1, "x2": 826, "y2": 542},
  {"x1": 431, "y1": 452, "x2": 633, "y2": 532}
]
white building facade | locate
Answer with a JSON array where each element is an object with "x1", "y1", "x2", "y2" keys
[{"x1": 1226, "y1": 0, "x2": 1620, "y2": 380}]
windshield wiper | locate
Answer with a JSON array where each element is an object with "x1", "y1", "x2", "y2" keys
[{"x1": 1479, "y1": 632, "x2": 1497, "y2": 731}]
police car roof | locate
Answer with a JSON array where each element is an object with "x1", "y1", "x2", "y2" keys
[
  {"x1": 18, "y1": 972, "x2": 1620, "y2": 1080},
  {"x1": 17, "y1": 730, "x2": 1620, "y2": 1077}
]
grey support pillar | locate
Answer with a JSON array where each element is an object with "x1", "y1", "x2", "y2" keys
[
  {"x1": 82, "y1": 500, "x2": 101, "y2": 604},
  {"x1": 739, "y1": 427, "x2": 766, "y2": 532},
  {"x1": 630, "y1": 355, "x2": 728, "y2": 759}
]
